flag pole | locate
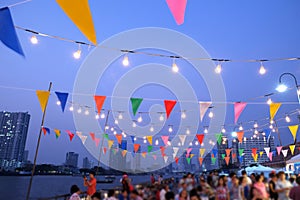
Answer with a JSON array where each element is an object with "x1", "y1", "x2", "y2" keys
[{"x1": 26, "y1": 82, "x2": 52, "y2": 200}]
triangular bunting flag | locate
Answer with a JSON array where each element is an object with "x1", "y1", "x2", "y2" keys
[
  {"x1": 94, "y1": 138, "x2": 100, "y2": 147},
  {"x1": 199, "y1": 148, "x2": 205, "y2": 157},
  {"x1": 76, "y1": 131, "x2": 82, "y2": 137},
  {"x1": 238, "y1": 149, "x2": 244, "y2": 156},
  {"x1": 198, "y1": 157, "x2": 203, "y2": 165},
  {"x1": 146, "y1": 136, "x2": 153, "y2": 145},
  {"x1": 276, "y1": 146, "x2": 283, "y2": 155},
  {"x1": 175, "y1": 157, "x2": 179, "y2": 164},
  {"x1": 221, "y1": 154, "x2": 225, "y2": 159},
  {"x1": 160, "y1": 146, "x2": 166, "y2": 156},
  {"x1": 211, "y1": 157, "x2": 216, "y2": 165},
  {"x1": 234, "y1": 102, "x2": 247, "y2": 124},
  {"x1": 196, "y1": 134, "x2": 205, "y2": 145},
  {"x1": 259, "y1": 151, "x2": 264, "y2": 157},
  {"x1": 237, "y1": 131, "x2": 244, "y2": 143},
  {"x1": 103, "y1": 147, "x2": 107, "y2": 154},
  {"x1": 42, "y1": 127, "x2": 50, "y2": 135},
  {"x1": 36, "y1": 90, "x2": 50, "y2": 113},
  {"x1": 93, "y1": 96, "x2": 106, "y2": 114},
  {"x1": 108, "y1": 140, "x2": 114, "y2": 149},
  {"x1": 290, "y1": 144, "x2": 296, "y2": 155},
  {"x1": 131, "y1": 136, "x2": 135, "y2": 144},
  {"x1": 239, "y1": 156, "x2": 243, "y2": 163},
  {"x1": 225, "y1": 149, "x2": 231, "y2": 157},
  {"x1": 164, "y1": 156, "x2": 168, "y2": 163},
  {"x1": 164, "y1": 100, "x2": 177, "y2": 119},
  {"x1": 212, "y1": 149, "x2": 218, "y2": 157},
  {"x1": 66, "y1": 130, "x2": 75, "y2": 141},
  {"x1": 270, "y1": 103, "x2": 282, "y2": 121},
  {"x1": 282, "y1": 149, "x2": 288, "y2": 158},
  {"x1": 232, "y1": 153, "x2": 236, "y2": 159},
  {"x1": 161, "y1": 136, "x2": 169, "y2": 146},
  {"x1": 269, "y1": 152, "x2": 273, "y2": 161},
  {"x1": 79, "y1": 135, "x2": 87, "y2": 144},
  {"x1": 225, "y1": 156, "x2": 230, "y2": 165},
  {"x1": 288, "y1": 125, "x2": 299, "y2": 142},
  {"x1": 112, "y1": 148, "x2": 117, "y2": 155},
  {"x1": 215, "y1": 133, "x2": 222, "y2": 145},
  {"x1": 173, "y1": 147, "x2": 179, "y2": 158},
  {"x1": 186, "y1": 147, "x2": 192, "y2": 155},
  {"x1": 55, "y1": 92, "x2": 68, "y2": 112},
  {"x1": 142, "y1": 152, "x2": 147, "y2": 158},
  {"x1": 153, "y1": 155, "x2": 157, "y2": 160},
  {"x1": 130, "y1": 98, "x2": 143, "y2": 116},
  {"x1": 89, "y1": 132, "x2": 95, "y2": 141},
  {"x1": 148, "y1": 145, "x2": 153, "y2": 153},
  {"x1": 54, "y1": 129, "x2": 61, "y2": 139},
  {"x1": 252, "y1": 153, "x2": 258, "y2": 162},
  {"x1": 179, "y1": 135, "x2": 186, "y2": 145},
  {"x1": 199, "y1": 101, "x2": 212, "y2": 121},
  {"x1": 122, "y1": 150, "x2": 127, "y2": 157},
  {"x1": 252, "y1": 148, "x2": 257, "y2": 155},
  {"x1": 165, "y1": 0, "x2": 187, "y2": 25},
  {"x1": 134, "y1": 144, "x2": 140, "y2": 153},
  {"x1": 264, "y1": 147, "x2": 270, "y2": 157},
  {"x1": 0, "y1": 7, "x2": 24, "y2": 56},
  {"x1": 116, "y1": 134, "x2": 122, "y2": 144},
  {"x1": 190, "y1": 154, "x2": 195, "y2": 159},
  {"x1": 56, "y1": 0, "x2": 97, "y2": 44},
  {"x1": 103, "y1": 133, "x2": 109, "y2": 140},
  {"x1": 186, "y1": 157, "x2": 191, "y2": 164}
]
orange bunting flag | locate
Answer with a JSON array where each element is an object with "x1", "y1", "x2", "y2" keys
[
  {"x1": 146, "y1": 136, "x2": 153, "y2": 145},
  {"x1": 290, "y1": 144, "x2": 296, "y2": 155},
  {"x1": 225, "y1": 156, "x2": 230, "y2": 165},
  {"x1": 252, "y1": 153, "x2": 258, "y2": 162},
  {"x1": 56, "y1": 0, "x2": 97, "y2": 45},
  {"x1": 198, "y1": 157, "x2": 203, "y2": 165},
  {"x1": 90, "y1": 132, "x2": 95, "y2": 141},
  {"x1": 175, "y1": 157, "x2": 179, "y2": 164},
  {"x1": 66, "y1": 130, "x2": 75, "y2": 141},
  {"x1": 270, "y1": 103, "x2": 281, "y2": 121},
  {"x1": 103, "y1": 147, "x2": 107, "y2": 154},
  {"x1": 288, "y1": 125, "x2": 299, "y2": 142},
  {"x1": 225, "y1": 149, "x2": 231, "y2": 157},
  {"x1": 196, "y1": 134, "x2": 205, "y2": 145},
  {"x1": 54, "y1": 129, "x2": 61, "y2": 139},
  {"x1": 166, "y1": 0, "x2": 187, "y2": 25},
  {"x1": 237, "y1": 131, "x2": 244, "y2": 143},
  {"x1": 94, "y1": 96, "x2": 106, "y2": 114},
  {"x1": 142, "y1": 152, "x2": 147, "y2": 158},
  {"x1": 252, "y1": 148, "x2": 257, "y2": 155},
  {"x1": 122, "y1": 150, "x2": 127, "y2": 157},
  {"x1": 116, "y1": 134, "x2": 122, "y2": 144},
  {"x1": 134, "y1": 144, "x2": 140, "y2": 153},
  {"x1": 160, "y1": 146, "x2": 166, "y2": 156},
  {"x1": 94, "y1": 138, "x2": 100, "y2": 147},
  {"x1": 164, "y1": 100, "x2": 177, "y2": 119},
  {"x1": 36, "y1": 90, "x2": 50, "y2": 113},
  {"x1": 108, "y1": 140, "x2": 114, "y2": 149}
]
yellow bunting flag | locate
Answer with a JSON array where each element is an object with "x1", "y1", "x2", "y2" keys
[
  {"x1": 252, "y1": 153, "x2": 258, "y2": 162},
  {"x1": 54, "y1": 129, "x2": 61, "y2": 139},
  {"x1": 56, "y1": 0, "x2": 97, "y2": 45},
  {"x1": 36, "y1": 90, "x2": 50, "y2": 113},
  {"x1": 288, "y1": 125, "x2": 299, "y2": 142},
  {"x1": 259, "y1": 151, "x2": 264, "y2": 157},
  {"x1": 190, "y1": 154, "x2": 195, "y2": 159},
  {"x1": 290, "y1": 144, "x2": 296, "y2": 155},
  {"x1": 146, "y1": 136, "x2": 153, "y2": 145},
  {"x1": 108, "y1": 140, "x2": 114, "y2": 149},
  {"x1": 122, "y1": 150, "x2": 127, "y2": 157},
  {"x1": 142, "y1": 152, "x2": 147, "y2": 158},
  {"x1": 199, "y1": 148, "x2": 205, "y2": 157},
  {"x1": 270, "y1": 103, "x2": 281, "y2": 121}
]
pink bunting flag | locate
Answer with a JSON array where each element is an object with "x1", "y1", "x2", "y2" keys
[
  {"x1": 164, "y1": 100, "x2": 177, "y2": 119},
  {"x1": 234, "y1": 102, "x2": 247, "y2": 124},
  {"x1": 199, "y1": 101, "x2": 212, "y2": 121},
  {"x1": 276, "y1": 146, "x2": 283, "y2": 155},
  {"x1": 269, "y1": 152, "x2": 273, "y2": 161},
  {"x1": 90, "y1": 132, "x2": 95, "y2": 141},
  {"x1": 153, "y1": 155, "x2": 157, "y2": 160},
  {"x1": 94, "y1": 137, "x2": 100, "y2": 147},
  {"x1": 66, "y1": 130, "x2": 75, "y2": 141},
  {"x1": 161, "y1": 136, "x2": 169, "y2": 146},
  {"x1": 166, "y1": 0, "x2": 187, "y2": 25}
]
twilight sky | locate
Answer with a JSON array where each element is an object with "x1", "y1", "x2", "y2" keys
[{"x1": 0, "y1": 0, "x2": 299, "y2": 167}]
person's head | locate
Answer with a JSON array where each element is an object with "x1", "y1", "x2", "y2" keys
[
  {"x1": 200, "y1": 178, "x2": 206, "y2": 186},
  {"x1": 218, "y1": 177, "x2": 225, "y2": 186},
  {"x1": 130, "y1": 190, "x2": 139, "y2": 198},
  {"x1": 121, "y1": 189, "x2": 128, "y2": 197},
  {"x1": 229, "y1": 172, "x2": 236, "y2": 178},
  {"x1": 70, "y1": 185, "x2": 80, "y2": 194},
  {"x1": 239, "y1": 176, "x2": 246, "y2": 185},
  {"x1": 107, "y1": 189, "x2": 115, "y2": 197},
  {"x1": 165, "y1": 191, "x2": 175, "y2": 200},
  {"x1": 278, "y1": 171, "x2": 286, "y2": 181},
  {"x1": 162, "y1": 184, "x2": 169, "y2": 191},
  {"x1": 189, "y1": 189, "x2": 200, "y2": 200},
  {"x1": 89, "y1": 171, "x2": 95, "y2": 179},
  {"x1": 296, "y1": 176, "x2": 300, "y2": 185},
  {"x1": 91, "y1": 192, "x2": 101, "y2": 200},
  {"x1": 255, "y1": 174, "x2": 264, "y2": 183},
  {"x1": 179, "y1": 189, "x2": 188, "y2": 198},
  {"x1": 242, "y1": 170, "x2": 247, "y2": 176}
]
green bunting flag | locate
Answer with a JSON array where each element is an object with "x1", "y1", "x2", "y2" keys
[
  {"x1": 186, "y1": 157, "x2": 191, "y2": 164},
  {"x1": 238, "y1": 149, "x2": 244, "y2": 156},
  {"x1": 148, "y1": 145, "x2": 153, "y2": 153},
  {"x1": 211, "y1": 157, "x2": 216, "y2": 165},
  {"x1": 103, "y1": 133, "x2": 109, "y2": 140},
  {"x1": 130, "y1": 98, "x2": 143, "y2": 116},
  {"x1": 221, "y1": 154, "x2": 225, "y2": 159},
  {"x1": 215, "y1": 133, "x2": 222, "y2": 145}
]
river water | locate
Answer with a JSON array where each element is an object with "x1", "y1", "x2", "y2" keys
[{"x1": 0, "y1": 175, "x2": 151, "y2": 200}]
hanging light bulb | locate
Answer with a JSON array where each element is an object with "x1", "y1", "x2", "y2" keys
[
  {"x1": 137, "y1": 115, "x2": 143, "y2": 123},
  {"x1": 168, "y1": 126, "x2": 173, "y2": 133},
  {"x1": 143, "y1": 136, "x2": 146, "y2": 140},
  {"x1": 159, "y1": 114, "x2": 164, "y2": 121},
  {"x1": 110, "y1": 127, "x2": 114, "y2": 131},
  {"x1": 150, "y1": 126, "x2": 154, "y2": 132},
  {"x1": 84, "y1": 110, "x2": 89, "y2": 115},
  {"x1": 253, "y1": 134, "x2": 257, "y2": 138},
  {"x1": 105, "y1": 125, "x2": 109, "y2": 130},
  {"x1": 143, "y1": 139, "x2": 147, "y2": 144},
  {"x1": 77, "y1": 108, "x2": 82, "y2": 113},
  {"x1": 239, "y1": 124, "x2": 243, "y2": 131},
  {"x1": 221, "y1": 126, "x2": 226, "y2": 133},
  {"x1": 189, "y1": 142, "x2": 193, "y2": 146},
  {"x1": 270, "y1": 120, "x2": 274, "y2": 124},
  {"x1": 30, "y1": 35, "x2": 38, "y2": 44},
  {"x1": 259, "y1": 62, "x2": 266, "y2": 75},
  {"x1": 272, "y1": 128, "x2": 276, "y2": 132},
  {"x1": 56, "y1": 101, "x2": 61, "y2": 106},
  {"x1": 95, "y1": 114, "x2": 100, "y2": 119},
  {"x1": 114, "y1": 119, "x2": 119, "y2": 124},
  {"x1": 118, "y1": 113, "x2": 123, "y2": 120},
  {"x1": 186, "y1": 128, "x2": 190, "y2": 135},
  {"x1": 167, "y1": 141, "x2": 171, "y2": 146},
  {"x1": 269, "y1": 124, "x2": 273, "y2": 129},
  {"x1": 209, "y1": 140, "x2": 212, "y2": 144},
  {"x1": 181, "y1": 111, "x2": 186, "y2": 119},
  {"x1": 113, "y1": 131, "x2": 117, "y2": 135},
  {"x1": 155, "y1": 139, "x2": 159, "y2": 145},
  {"x1": 253, "y1": 121, "x2": 258, "y2": 128},
  {"x1": 204, "y1": 127, "x2": 208, "y2": 134},
  {"x1": 215, "y1": 63, "x2": 222, "y2": 74},
  {"x1": 172, "y1": 59, "x2": 179, "y2": 73},
  {"x1": 69, "y1": 106, "x2": 74, "y2": 111},
  {"x1": 195, "y1": 141, "x2": 199, "y2": 146},
  {"x1": 122, "y1": 54, "x2": 129, "y2": 66},
  {"x1": 134, "y1": 137, "x2": 137, "y2": 141},
  {"x1": 178, "y1": 142, "x2": 181, "y2": 146},
  {"x1": 254, "y1": 129, "x2": 258, "y2": 135},
  {"x1": 208, "y1": 110, "x2": 214, "y2": 118},
  {"x1": 285, "y1": 115, "x2": 291, "y2": 123},
  {"x1": 132, "y1": 121, "x2": 137, "y2": 128},
  {"x1": 100, "y1": 113, "x2": 106, "y2": 119},
  {"x1": 267, "y1": 98, "x2": 272, "y2": 105},
  {"x1": 123, "y1": 134, "x2": 127, "y2": 138},
  {"x1": 73, "y1": 50, "x2": 81, "y2": 59}
]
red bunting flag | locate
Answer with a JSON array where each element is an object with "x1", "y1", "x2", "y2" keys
[
  {"x1": 94, "y1": 96, "x2": 106, "y2": 114},
  {"x1": 252, "y1": 148, "x2": 257, "y2": 155},
  {"x1": 103, "y1": 147, "x2": 107, "y2": 154},
  {"x1": 164, "y1": 100, "x2": 177, "y2": 119},
  {"x1": 196, "y1": 134, "x2": 205, "y2": 145},
  {"x1": 225, "y1": 149, "x2": 231, "y2": 157},
  {"x1": 234, "y1": 102, "x2": 247, "y2": 124},
  {"x1": 237, "y1": 131, "x2": 244, "y2": 143},
  {"x1": 175, "y1": 157, "x2": 179, "y2": 164},
  {"x1": 165, "y1": 0, "x2": 187, "y2": 25},
  {"x1": 90, "y1": 132, "x2": 95, "y2": 141},
  {"x1": 232, "y1": 153, "x2": 236, "y2": 159},
  {"x1": 134, "y1": 144, "x2": 140, "y2": 153},
  {"x1": 160, "y1": 146, "x2": 166, "y2": 156},
  {"x1": 116, "y1": 134, "x2": 122, "y2": 144},
  {"x1": 225, "y1": 156, "x2": 230, "y2": 165},
  {"x1": 42, "y1": 127, "x2": 50, "y2": 135},
  {"x1": 66, "y1": 130, "x2": 75, "y2": 141}
]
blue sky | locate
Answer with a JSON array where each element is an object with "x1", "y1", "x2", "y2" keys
[{"x1": 0, "y1": 0, "x2": 299, "y2": 167}]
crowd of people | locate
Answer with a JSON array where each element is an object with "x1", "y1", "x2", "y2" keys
[{"x1": 68, "y1": 170, "x2": 300, "y2": 200}]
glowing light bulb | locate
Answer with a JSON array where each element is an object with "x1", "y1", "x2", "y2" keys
[
  {"x1": 123, "y1": 134, "x2": 127, "y2": 138},
  {"x1": 253, "y1": 134, "x2": 257, "y2": 138},
  {"x1": 209, "y1": 140, "x2": 212, "y2": 144},
  {"x1": 172, "y1": 63, "x2": 179, "y2": 73},
  {"x1": 132, "y1": 121, "x2": 137, "y2": 128},
  {"x1": 267, "y1": 98, "x2": 272, "y2": 105},
  {"x1": 155, "y1": 139, "x2": 159, "y2": 145},
  {"x1": 105, "y1": 126, "x2": 109, "y2": 130},
  {"x1": 186, "y1": 128, "x2": 190, "y2": 135},
  {"x1": 69, "y1": 106, "x2": 74, "y2": 111},
  {"x1": 221, "y1": 127, "x2": 226, "y2": 133},
  {"x1": 189, "y1": 142, "x2": 192, "y2": 146},
  {"x1": 215, "y1": 64, "x2": 222, "y2": 74},
  {"x1": 239, "y1": 125, "x2": 243, "y2": 131},
  {"x1": 195, "y1": 141, "x2": 199, "y2": 146},
  {"x1": 181, "y1": 111, "x2": 186, "y2": 119},
  {"x1": 254, "y1": 122, "x2": 258, "y2": 128},
  {"x1": 137, "y1": 115, "x2": 143, "y2": 123},
  {"x1": 233, "y1": 139, "x2": 236, "y2": 143},
  {"x1": 113, "y1": 131, "x2": 117, "y2": 135},
  {"x1": 150, "y1": 126, "x2": 154, "y2": 132},
  {"x1": 254, "y1": 129, "x2": 258, "y2": 134},
  {"x1": 95, "y1": 114, "x2": 99, "y2": 119},
  {"x1": 208, "y1": 111, "x2": 214, "y2": 118},
  {"x1": 110, "y1": 127, "x2": 114, "y2": 131},
  {"x1": 118, "y1": 113, "x2": 123, "y2": 119},
  {"x1": 270, "y1": 120, "x2": 274, "y2": 124},
  {"x1": 114, "y1": 119, "x2": 119, "y2": 124},
  {"x1": 272, "y1": 128, "x2": 276, "y2": 132},
  {"x1": 56, "y1": 101, "x2": 61, "y2": 106},
  {"x1": 168, "y1": 126, "x2": 173, "y2": 133},
  {"x1": 134, "y1": 137, "x2": 137, "y2": 141},
  {"x1": 269, "y1": 124, "x2": 273, "y2": 129},
  {"x1": 178, "y1": 142, "x2": 181, "y2": 146},
  {"x1": 84, "y1": 110, "x2": 89, "y2": 115},
  {"x1": 73, "y1": 50, "x2": 81, "y2": 59},
  {"x1": 204, "y1": 127, "x2": 208, "y2": 134},
  {"x1": 167, "y1": 141, "x2": 171, "y2": 146},
  {"x1": 122, "y1": 55, "x2": 129, "y2": 66},
  {"x1": 143, "y1": 136, "x2": 146, "y2": 140},
  {"x1": 244, "y1": 137, "x2": 247, "y2": 142},
  {"x1": 77, "y1": 108, "x2": 82, "y2": 113},
  {"x1": 30, "y1": 35, "x2": 38, "y2": 44},
  {"x1": 276, "y1": 84, "x2": 288, "y2": 93},
  {"x1": 159, "y1": 114, "x2": 164, "y2": 121},
  {"x1": 100, "y1": 113, "x2": 105, "y2": 119},
  {"x1": 144, "y1": 139, "x2": 147, "y2": 144},
  {"x1": 259, "y1": 64, "x2": 266, "y2": 75},
  {"x1": 285, "y1": 115, "x2": 291, "y2": 123}
]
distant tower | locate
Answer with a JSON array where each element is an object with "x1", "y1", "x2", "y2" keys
[
  {"x1": 65, "y1": 152, "x2": 79, "y2": 168},
  {"x1": 0, "y1": 111, "x2": 30, "y2": 170},
  {"x1": 82, "y1": 157, "x2": 91, "y2": 169}
]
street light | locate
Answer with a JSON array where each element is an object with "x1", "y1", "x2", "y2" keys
[{"x1": 276, "y1": 73, "x2": 300, "y2": 103}]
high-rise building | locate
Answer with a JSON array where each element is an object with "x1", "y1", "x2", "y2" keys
[
  {"x1": 23, "y1": 150, "x2": 29, "y2": 162},
  {"x1": 109, "y1": 140, "x2": 127, "y2": 171},
  {"x1": 0, "y1": 111, "x2": 30, "y2": 169},
  {"x1": 65, "y1": 152, "x2": 79, "y2": 168},
  {"x1": 82, "y1": 157, "x2": 91, "y2": 169}
]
